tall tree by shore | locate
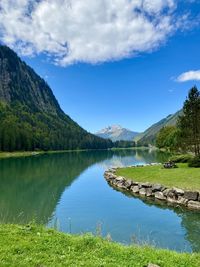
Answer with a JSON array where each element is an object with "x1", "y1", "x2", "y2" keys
[{"x1": 178, "y1": 86, "x2": 200, "y2": 156}]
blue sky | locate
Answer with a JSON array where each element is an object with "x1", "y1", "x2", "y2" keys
[{"x1": 1, "y1": 1, "x2": 200, "y2": 133}]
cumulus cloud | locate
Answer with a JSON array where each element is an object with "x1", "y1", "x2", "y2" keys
[
  {"x1": 176, "y1": 70, "x2": 200, "y2": 82},
  {"x1": 0, "y1": 0, "x2": 190, "y2": 65}
]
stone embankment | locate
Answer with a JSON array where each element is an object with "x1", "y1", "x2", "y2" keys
[{"x1": 104, "y1": 164, "x2": 200, "y2": 210}]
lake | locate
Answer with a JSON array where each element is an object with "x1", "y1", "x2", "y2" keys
[{"x1": 0, "y1": 149, "x2": 200, "y2": 253}]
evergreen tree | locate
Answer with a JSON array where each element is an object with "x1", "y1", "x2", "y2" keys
[
  {"x1": 178, "y1": 86, "x2": 200, "y2": 156},
  {"x1": 156, "y1": 126, "x2": 179, "y2": 151}
]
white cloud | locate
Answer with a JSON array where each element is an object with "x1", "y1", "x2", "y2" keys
[
  {"x1": 176, "y1": 70, "x2": 200, "y2": 82},
  {"x1": 0, "y1": 0, "x2": 189, "y2": 65}
]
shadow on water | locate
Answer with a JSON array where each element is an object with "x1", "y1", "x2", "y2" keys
[
  {"x1": 0, "y1": 150, "x2": 116, "y2": 224},
  {"x1": 0, "y1": 149, "x2": 169, "y2": 224}
]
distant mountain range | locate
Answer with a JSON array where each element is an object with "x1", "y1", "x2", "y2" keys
[
  {"x1": 135, "y1": 110, "x2": 182, "y2": 145},
  {"x1": 96, "y1": 110, "x2": 182, "y2": 145},
  {"x1": 95, "y1": 125, "x2": 139, "y2": 142}
]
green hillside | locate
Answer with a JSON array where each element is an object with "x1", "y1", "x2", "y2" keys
[
  {"x1": 0, "y1": 46, "x2": 112, "y2": 151},
  {"x1": 135, "y1": 110, "x2": 182, "y2": 146}
]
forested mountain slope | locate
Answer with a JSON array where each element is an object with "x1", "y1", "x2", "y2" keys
[
  {"x1": 136, "y1": 110, "x2": 182, "y2": 146},
  {"x1": 0, "y1": 46, "x2": 112, "y2": 151}
]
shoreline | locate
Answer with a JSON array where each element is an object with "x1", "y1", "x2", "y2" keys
[
  {"x1": 104, "y1": 164, "x2": 200, "y2": 211},
  {"x1": 0, "y1": 147, "x2": 151, "y2": 159}
]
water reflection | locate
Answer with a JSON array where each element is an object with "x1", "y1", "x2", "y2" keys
[
  {"x1": 110, "y1": 186, "x2": 200, "y2": 252},
  {"x1": 0, "y1": 149, "x2": 199, "y2": 252},
  {"x1": 0, "y1": 151, "x2": 114, "y2": 223}
]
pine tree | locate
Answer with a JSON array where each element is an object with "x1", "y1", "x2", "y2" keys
[{"x1": 178, "y1": 86, "x2": 200, "y2": 156}]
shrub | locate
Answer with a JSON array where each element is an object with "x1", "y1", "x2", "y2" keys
[
  {"x1": 188, "y1": 156, "x2": 200, "y2": 168},
  {"x1": 170, "y1": 154, "x2": 193, "y2": 163}
]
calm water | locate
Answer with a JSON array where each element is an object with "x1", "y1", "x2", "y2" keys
[{"x1": 0, "y1": 149, "x2": 200, "y2": 253}]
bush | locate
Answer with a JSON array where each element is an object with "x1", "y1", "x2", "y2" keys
[
  {"x1": 170, "y1": 154, "x2": 193, "y2": 163},
  {"x1": 188, "y1": 156, "x2": 200, "y2": 168}
]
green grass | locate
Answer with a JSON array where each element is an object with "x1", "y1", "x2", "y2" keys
[
  {"x1": 116, "y1": 164, "x2": 200, "y2": 191},
  {"x1": 0, "y1": 151, "x2": 43, "y2": 159},
  {"x1": 0, "y1": 149, "x2": 106, "y2": 159},
  {"x1": 0, "y1": 224, "x2": 199, "y2": 267},
  {"x1": 0, "y1": 147, "x2": 151, "y2": 159}
]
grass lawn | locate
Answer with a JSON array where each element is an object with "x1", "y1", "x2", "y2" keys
[
  {"x1": 0, "y1": 149, "x2": 99, "y2": 159},
  {"x1": 116, "y1": 164, "x2": 200, "y2": 191},
  {"x1": 0, "y1": 151, "x2": 43, "y2": 159},
  {"x1": 0, "y1": 224, "x2": 199, "y2": 267}
]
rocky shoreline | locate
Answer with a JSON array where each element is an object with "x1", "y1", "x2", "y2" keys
[{"x1": 104, "y1": 164, "x2": 200, "y2": 211}]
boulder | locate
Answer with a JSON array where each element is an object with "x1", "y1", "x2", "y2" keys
[
  {"x1": 167, "y1": 197, "x2": 178, "y2": 204},
  {"x1": 177, "y1": 196, "x2": 188, "y2": 206},
  {"x1": 184, "y1": 191, "x2": 199, "y2": 201},
  {"x1": 173, "y1": 187, "x2": 184, "y2": 196},
  {"x1": 152, "y1": 184, "x2": 164, "y2": 192},
  {"x1": 140, "y1": 182, "x2": 152, "y2": 188},
  {"x1": 124, "y1": 180, "x2": 132, "y2": 189},
  {"x1": 155, "y1": 192, "x2": 166, "y2": 200},
  {"x1": 146, "y1": 188, "x2": 153, "y2": 197},
  {"x1": 132, "y1": 181, "x2": 139, "y2": 186},
  {"x1": 117, "y1": 182, "x2": 126, "y2": 189},
  {"x1": 139, "y1": 188, "x2": 146, "y2": 196},
  {"x1": 105, "y1": 174, "x2": 117, "y2": 181},
  {"x1": 168, "y1": 190, "x2": 176, "y2": 199},
  {"x1": 163, "y1": 188, "x2": 171, "y2": 197},
  {"x1": 131, "y1": 185, "x2": 139, "y2": 194},
  {"x1": 188, "y1": 200, "x2": 200, "y2": 210},
  {"x1": 116, "y1": 176, "x2": 125, "y2": 182},
  {"x1": 148, "y1": 264, "x2": 160, "y2": 267}
]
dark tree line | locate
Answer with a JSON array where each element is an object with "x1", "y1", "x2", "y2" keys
[
  {"x1": 113, "y1": 140, "x2": 136, "y2": 148},
  {"x1": 0, "y1": 102, "x2": 113, "y2": 152}
]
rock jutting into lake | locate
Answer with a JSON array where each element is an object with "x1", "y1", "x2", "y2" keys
[{"x1": 104, "y1": 164, "x2": 200, "y2": 211}]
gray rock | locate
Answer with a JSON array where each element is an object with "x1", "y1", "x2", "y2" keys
[
  {"x1": 131, "y1": 185, "x2": 139, "y2": 193},
  {"x1": 117, "y1": 182, "x2": 126, "y2": 189},
  {"x1": 116, "y1": 176, "x2": 125, "y2": 182},
  {"x1": 184, "y1": 191, "x2": 199, "y2": 201},
  {"x1": 124, "y1": 180, "x2": 132, "y2": 189},
  {"x1": 132, "y1": 181, "x2": 139, "y2": 186},
  {"x1": 163, "y1": 188, "x2": 171, "y2": 197},
  {"x1": 139, "y1": 188, "x2": 146, "y2": 196},
  {"x1": 155, "y1": 192, "x2": 166, "y2": 200},
  {"x1": 146, "y1": 188, "x2": 153, "y2": 197},
  {"x1": 167, "y1": 197, "x2": 178, "y2": 204},
  {"x1": 106, "y1": 174, "x2": 117, "y2": 181},
  {"x1": 177, "y1": 196, "x2": 188, "y2": 206},
  {"x1": 173, "y1": 187, "x2": 184, "y2": 196},
  {"x1": 140, "y1": 182, "x2": 152, "y2": 188},
  {"x1": 148, "y1": 264, "x2": 160, "y2": 267},
  {"x1": 152, "y1": 184, "x2": 163, "y2": 192},
  {"x1": 188, "y1": 200, "x2": 200, "y2": 210},
  {"x1": 168, "y1": 190, "x2": 176, "y2": 199}
]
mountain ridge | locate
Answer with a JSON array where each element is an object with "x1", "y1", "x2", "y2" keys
[
  {"x1": 135, "y1": 110, "x2": 182, "y2": 145},
  {"x1": 96, "y1": 125, "x2": 139, "y2": 142},
  {"x1": 0, "y1": 45, "x2": 112, "y2": 151}
]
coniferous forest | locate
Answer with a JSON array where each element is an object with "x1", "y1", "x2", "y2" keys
[{"x1": 0, "y1": 46, "x2": 113, "y2": 151}]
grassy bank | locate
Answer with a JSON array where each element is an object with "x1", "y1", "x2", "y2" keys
[
  {"x1": 0, "y1": 224, "x2": 199, "y2": 267},
  {"x1": 116, "y1": 163, "x2": 200, "y2": 191},
  {"x1": 0, "y1": 151, "x2": 44, "y2": 159},
  {"x1": 0, "y1": 149, "x2": 104, "y2": 159},
  {"x1": 0, "y1": 147, "x2": 150, "y2": 159}
]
